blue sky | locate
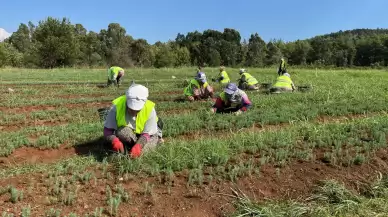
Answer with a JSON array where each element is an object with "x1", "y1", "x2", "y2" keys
[{"x1": 1, "y1": 0, "x2": 387, "y2": 44}]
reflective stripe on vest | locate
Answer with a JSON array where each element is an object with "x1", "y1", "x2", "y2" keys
[
  {"x1": 273, "y1": 75, "x2": 292, "y2": 88},
  {"x1": 112, "y1": 95, "x2": 156, "y2": 134},
  {"x1": 242, "y1": 73, "x2": 258, "y2": 86},
  {"x1": 110, "y1": 66, "x2": 123, "y2": 76},
  {"x1": 184, "y1": 79, "x2": 208, "y2": 96},
  {"x1": 219, "y1": 71, "x2": 230, "y2": 84}
]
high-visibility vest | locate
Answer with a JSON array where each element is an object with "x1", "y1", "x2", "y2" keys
[
  {"x1": 273, "y1": 75, "x2": 292, "y2": 89},
  {"x1": 241, "y1": 73, "x2": 258, "y2": 86},
  {"x1": 218, "y1": 71, "x2": 230, "y2": 84},
  {"x1": 112, "y1": 95, "x2": 156, "y2": 134},
  {"x1": 109, "y1": 66, "x2": 123, "y2": 79},
  {"x1": 184, "y1": 79, "x2": 209, "y2": 96},
  {"x1": 280, "y1": 60, "x2": 286, "y2": 71}
]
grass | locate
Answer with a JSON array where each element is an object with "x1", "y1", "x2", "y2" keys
[
  {"x1": 232, "y1": 175, "x2": 388, "y2": 217},
  {"x1": 0, "y1": 67, "x2": 388, "y2": 215}
]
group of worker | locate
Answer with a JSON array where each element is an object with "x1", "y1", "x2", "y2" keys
[{"x1": 103, "y1": 58, "x2": 295, "y2": 158}]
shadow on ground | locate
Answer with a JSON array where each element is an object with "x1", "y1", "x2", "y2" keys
[{"x1": 73, "y1": 136, "x2": 111, "y2": 162}]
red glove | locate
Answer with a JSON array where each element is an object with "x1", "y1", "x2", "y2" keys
[
  {"x1": 112, "y1": 137, "x2": 124, "y2": 153},
  {"x1": 240, "y1": 107, "x2": 247, "y2": 112},
  {"x1": 130, "y1": 144, "x2": 142, "y2": 158}
]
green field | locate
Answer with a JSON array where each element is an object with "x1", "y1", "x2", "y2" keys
[{"x1": 0, "y1": 67, "x2": 388, "y2": 217}]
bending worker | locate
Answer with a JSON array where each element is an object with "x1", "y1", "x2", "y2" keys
[
  {"x1": 107, "y1": 66, "x2": 125, "y2": 86},
  {"x1": 184, "y1": 71, "x2": 214, "y2": 101},
  {"x1": 278, "y1": 58, "x2": 287, "y2": 75},
  {"x1": 270, "y1": 72, "x2": 296, "y2": 93},
  {"x1": 211, "y1": 83, "x2": 252, "y2": 115},
  {"x1": 213, "y1": 66, "x2": 230, "y2": 85},
  {"x1": 103, "y1": 83, "x2": 163, "y2": 158},
  {"x1": 237, "y1": 69, "x2": 259, "y2": 90}
]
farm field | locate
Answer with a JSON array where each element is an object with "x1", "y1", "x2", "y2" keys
[{"x1": 0, "y1": 67, "x2": 388, "y2": 217}]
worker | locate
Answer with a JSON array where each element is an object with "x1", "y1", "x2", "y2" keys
[
  {"x1": 213, "y1": 66, "x2": 230, "y2": 85},
  {"x1": 270, "y1": 72, "x2": 296, "y2": 93},
  {"x1": 103, "y1": 83, "x2": 163, "y2": 158},
  {"x1": 107, "y1": 66, "x2": 125, "y2": 86},
  {"x1": 278, "y1": 58, "x2": 287, "y2": 75},
  {"x1": 211, "y1": 83, "x2": 252, "y2": 115},
  {"x1": 184, "y1": 71, "x2": 214, "y2": 101},
  {"x1": 237, "y1": 69, "x2": 259, "y2": 90}
]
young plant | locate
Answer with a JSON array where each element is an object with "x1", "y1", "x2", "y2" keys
[{"x1": 9, "y1": 186, "x2": 23, "y2": 203}]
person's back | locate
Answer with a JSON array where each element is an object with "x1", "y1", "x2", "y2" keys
[
  {"x1": 272, "y1": 73, "x2": 295, "y2": 93},
  {"x1": 238, "y1": 69, "x2": 258, "y2": 90}
]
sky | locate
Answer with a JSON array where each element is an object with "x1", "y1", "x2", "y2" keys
[{"x1": 1, "y1": 0, "x2": 387, "y2": 44}]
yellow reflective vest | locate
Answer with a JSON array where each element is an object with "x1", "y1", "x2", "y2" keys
[
  {"x1": 184, "y1": 79, "x2": 209, "y2": 96},
  {"x1": 273, "y1": 75, "x2": 293, "y2": 89},
  {"x1": 241, "y1": 73, "x2": 258, "y2": 86},
  {"x1": 218, "y1": 71, "x2": 230, "y2": 84},
  {"x1": 108, "y1": 66, "x2": 124, "y2": 79},
  {"x1": 112, "y1": 95, "x2": 156, "y2": 134}
]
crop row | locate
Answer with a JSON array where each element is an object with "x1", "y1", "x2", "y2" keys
[
  {"x1": 1, "y1": 113, "x2": 386, "y2": 181},
  {"x1": 114, "y1": 114, "x2": 388, "y2": 175}
]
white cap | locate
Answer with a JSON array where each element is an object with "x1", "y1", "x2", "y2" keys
[
  {"x1": 239, "y1": 68, "x2": 246, "y2": 73},
  {"x1": 283, "y1": 73, "x2": 291, "y2": 77},
  {"x1": 125, "y1": 84, "x2": 149, "y2": 110}
]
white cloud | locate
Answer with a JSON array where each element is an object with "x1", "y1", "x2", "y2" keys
[{"x1": 0, "y1": 28, "x2": 11, "y2": 42}]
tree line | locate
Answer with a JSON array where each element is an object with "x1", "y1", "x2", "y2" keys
[{"x1": 1, "y1": 17, "x2": 388, "y2": 68}]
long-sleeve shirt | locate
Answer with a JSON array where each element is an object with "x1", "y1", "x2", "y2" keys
[{"x1": 213, "y1": 91, "x2": 252, "y2": 112}]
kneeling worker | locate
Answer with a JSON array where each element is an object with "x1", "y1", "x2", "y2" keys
[
  {"x1": 270, "y1": 72, "x2": 296, "y2": 93},
  {"x1": 103, "y1": 84, "x2": 163, "y2": 158},
  {"x1": 237, "y1": 69, "x2": 259, "y2": 90},
  {"x1": 184, "y1": 71, "x2": 214, "y2": 101},
  {"x1": 211, "y1": 83, "x2": 252, "y2": 115},
  {"x1": 213, "y1": 66, "x2": 230, "y2": 86}
]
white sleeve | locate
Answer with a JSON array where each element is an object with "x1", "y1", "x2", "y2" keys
[
  {"x1": 104, "y1": 105, "x2": 118, "y2": 130},
  {"x1": 142, "y1": 108, "x2": 158, "y2": 135}
]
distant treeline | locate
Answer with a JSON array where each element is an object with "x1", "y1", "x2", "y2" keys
[{"x1": 1, "y1": 17, "x2": 388, "y2": 69}]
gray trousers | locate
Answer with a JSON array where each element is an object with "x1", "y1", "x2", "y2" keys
[
  {"x1": 239, "y1": 83, "x2": 259, "y2": 90},
  {"x1": 270, "y1": 87, "x2": 293, "y2": 94},
  {"x1": 114, "y1": 126, "x2": 161, "y2": 154}
]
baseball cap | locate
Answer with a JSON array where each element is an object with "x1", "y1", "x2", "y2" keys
[
  {"x1": 224, "y1": 83, "x2": 237, "y2": 95},
  {"x1": 125, "y1": 84, "x2": 149, "y2": 110},
  {"x1": 283, "y1": 73, "x2": 291, "y2": 77},
  {"x1": 196, "y1": 72, "x2": 207, "y2": 82}
]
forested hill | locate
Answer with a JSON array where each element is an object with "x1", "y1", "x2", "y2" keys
[
  {"x1": 0, "y1": 16, "x2": 387, "y2": 68},
  {"x1": 313, "y1": 28, "x2": 388, "y2": 39}
]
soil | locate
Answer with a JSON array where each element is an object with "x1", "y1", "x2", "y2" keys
[
  {"x1": 0, "y1": 102, "x2": 112, "y2": 113},
  {"x1": 1, "y1": 149, "x2": 388, "y2": 216}
]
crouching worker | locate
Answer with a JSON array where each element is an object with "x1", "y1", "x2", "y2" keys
[
  {"x1": 103, "y1": 84, "x2": 163, "y2": 158},
  {"x1": 237, "y1": 69, "x2": 259, "y2": 90},
  {"x1": 211, "y1": 83, "x2": 252, "y2": 115},
  {"x1": 213, "y1": 66, "x2": 230, "y2": 86},
  {"x1": 184, "y1": 72, "x2": 214, "y2": 101},
  {"x1": 107, "y1": 66, "x2": 125, "y2": 86},
  {"x1": 270, "y1": 72, "x2": 296, "y2": 93}
]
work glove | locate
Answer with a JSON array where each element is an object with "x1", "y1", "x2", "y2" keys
[
  {"x1": 112, "y1": 137, "x2": 124, "y2": 153},
  {"x1": 210, "y1": 108, "x2": 216, "y2": 114},
  {"x1": 234, "y1": 110, "x2": 243, "y2": 116},
  {"x1": 130, "y1": 144, "x2": 142, "y2": 158},
  {"x1": 188, "y1": 96, "x2": 195, "y2": 101}
]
